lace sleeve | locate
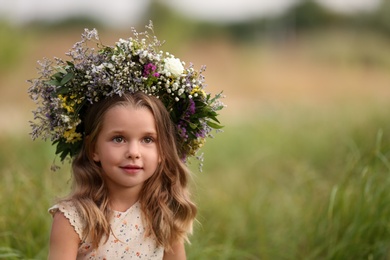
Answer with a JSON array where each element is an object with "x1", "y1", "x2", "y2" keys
[{"x1": 49, "y1": 201, "x2": 84, "y2": 240}]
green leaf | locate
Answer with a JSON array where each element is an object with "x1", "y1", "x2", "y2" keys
[
  {"x1": 209, "y1": 115, "x2": 220, "y2": 123},
  {"x1": 57, "y1": 67, "x2": 68, "y2": 74},
  {"x1": 207, "y1": 121, "x2": 224, "y2": 129},
  {"x1": 59, "y1": 150, "x2": 69, "y2": 162},
  {"x1": 51, "y1": 72, "x2": 64, "y2": 80},
  {"x1": 66, "y1": 61, "x2": 75, "y2": 67},
  {"x1": 55, "y1": 140, "x2": 66, "y2": 154},
  {"x1": 56, "y1": 86, "x2": 71, "y2": 95},
  {"x1": 207, "y1": 110, "x2": 218, "y2": 117},
  {"x1": 214, "y1": 105, "x2": 225, "y2": 111},
  {"x1": 60, "y1": 72, "x2": 75, "y2": 85},
  {"x1": 188, "y1": 122, "x2": 198, "y2": 129},
  {"x1": 55, "y1": 140, "x2": 70, "y2": 161},
  {"x1": 45, "y1": 80, "x2": 61, "y2": 86}
]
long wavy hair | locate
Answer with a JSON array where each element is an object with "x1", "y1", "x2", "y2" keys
[{"x1": 62, "y1": 92, "x2": 197, "y2": 250}]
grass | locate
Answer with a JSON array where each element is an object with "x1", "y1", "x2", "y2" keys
[
  {"x1": 0, "y1": 137, "x2": 71, "y2": 259},
  {"x1": 186, "y1": 105, "x2": 390, "y2": 259}
]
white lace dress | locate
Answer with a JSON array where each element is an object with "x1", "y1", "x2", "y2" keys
[{"x1": 49, "y1": 201, "x2": 164, "y2": 259}]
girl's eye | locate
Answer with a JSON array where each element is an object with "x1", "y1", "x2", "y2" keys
[
  {"x1": 112, "y1": 136, "x2": 125, "y2": 143},
  {"x1": 143, "y1": 137, "x2": 154, "y2": 144}
]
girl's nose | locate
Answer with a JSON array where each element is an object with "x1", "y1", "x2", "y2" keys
[{"x1": 126, "y1": 141, "x2": 140, "y2": 159}]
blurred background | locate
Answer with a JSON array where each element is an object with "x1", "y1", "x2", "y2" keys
[{"x1": 1, "y1": 0, "x2": 390, "y2": 259}]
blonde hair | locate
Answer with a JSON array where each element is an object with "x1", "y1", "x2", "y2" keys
[{"x1": 62, "y1": 92, "x2": 197, "y2": 250}]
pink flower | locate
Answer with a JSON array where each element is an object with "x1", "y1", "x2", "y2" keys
[{"x1": 143, "y1": 63, "x2": 159, "y2": 77}]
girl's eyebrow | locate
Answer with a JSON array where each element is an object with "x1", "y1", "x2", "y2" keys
[
  {"x1": 107, "y1": 129, "x2": 157, "y2": 136},
  {"x1": 143, "y1": 132, "x2": 158, "y2": 137},
  {"x1": 106, "y1": 129, "x2": 125, "y2": 135}
]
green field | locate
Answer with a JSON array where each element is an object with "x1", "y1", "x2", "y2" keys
[{"x1": 1, "y1": 25, "x2": 390, "y2": 259}]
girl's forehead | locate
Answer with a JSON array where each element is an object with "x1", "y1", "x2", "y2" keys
[
  {"x1": 105, "y1": 103, "x2": 149, "y2": 116},
  {"x1": 102, "y1": 104, "x2": 156, "y2": 128}
]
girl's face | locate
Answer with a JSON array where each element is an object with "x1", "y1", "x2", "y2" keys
[{"x1": 92, "y1": 104, "x2": 160, "y2": 196}]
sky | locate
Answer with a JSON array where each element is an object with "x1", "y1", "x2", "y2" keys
[{"x1": 0, "y1": 0, "x2": 382, "y2": 28}]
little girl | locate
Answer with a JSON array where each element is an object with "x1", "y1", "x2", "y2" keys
[{"x1": 28, "y1": 22, "x2": 224, "y2": 259}]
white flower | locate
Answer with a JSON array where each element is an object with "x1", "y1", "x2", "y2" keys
[
  {"x1": 107, "y1": 63, "x2": 115, "y2": 71},
  {"x1": 61, "y1": 115, "x2": 70, "y2": 123},
  {"x1": 164, "y1": 57, "x2": 184, "y2": 77}
]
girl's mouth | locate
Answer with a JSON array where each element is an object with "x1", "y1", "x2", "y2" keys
[{"x1": 120, "y1": 165, "x2": 143, "y2": 174}]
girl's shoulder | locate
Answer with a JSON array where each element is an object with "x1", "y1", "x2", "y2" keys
[{"x1": 48, "y1": 200, "x2": 83, "y2": 239}]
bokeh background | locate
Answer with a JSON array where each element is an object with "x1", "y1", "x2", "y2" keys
[{"x1": 2, "y1": 0, "x2": 390, "y2": 259}]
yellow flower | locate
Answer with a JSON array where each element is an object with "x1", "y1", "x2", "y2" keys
[
  {"x1": 190, "y1": 86, "x2": 206, "y2": 98},
  {"x1": 63, "y1": 128, "x2": 82, "y2": 143},
  {"x1": 58, "y1": 94, "x2": 75, "y2": 113},
  {"x1": 188, "y1": 138, "x2": 206, "y2": 156}
]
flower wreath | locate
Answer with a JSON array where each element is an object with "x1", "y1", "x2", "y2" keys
[{"x1": 28, "y1": 22, "x2": 224, "y2": 167}]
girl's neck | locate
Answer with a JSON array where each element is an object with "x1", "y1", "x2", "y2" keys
[{"x1": 108, "y1": 188, "x2": 140, "y2": 212}]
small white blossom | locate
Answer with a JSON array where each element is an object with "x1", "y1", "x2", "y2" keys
[{"x1": 61, "y1": 115, "x2": 70, "y2": 123}]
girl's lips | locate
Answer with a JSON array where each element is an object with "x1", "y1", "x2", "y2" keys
[
  {"x1": 120, "y1": 165, "x2": 143, "y2": 174},
  {"x1": 122, "y1": 165, "x2": 142, "y2": 169}
]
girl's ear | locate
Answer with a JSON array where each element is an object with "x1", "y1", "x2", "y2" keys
[
  {"x1": 92, "y1": 152, "x2": 100, "y2": 162},
  {"x1": 86, "y1": 135, "x2": 100, "y2": 162}
]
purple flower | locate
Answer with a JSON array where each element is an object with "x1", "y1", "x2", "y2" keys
[
  {"x1": 178, "y1": 123, "x2": 188, "y2": 139},
  {"x1": 188, "y1": 99, "x2": 196, "y2": 115},
  {"x1": 143, "y1": 63, "x2": 158, "y2": 77},
  {"x1": 196, "y1": 129, "x2": 206, "y2": 138}
]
